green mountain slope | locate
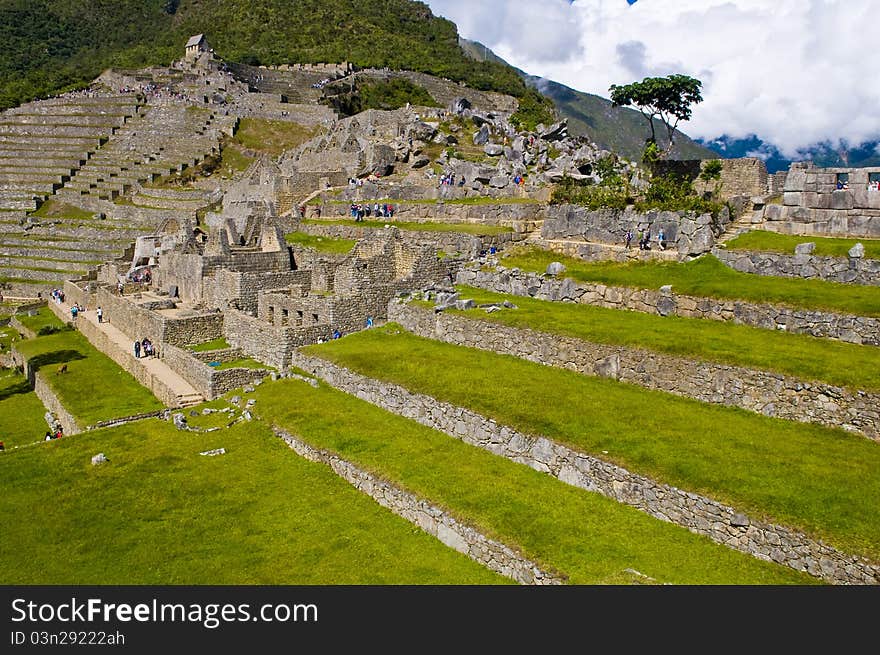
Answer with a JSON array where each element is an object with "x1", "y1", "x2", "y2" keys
[
  {"x1": 0, "y1": 0, "x2": 528, "y2": 110},
  {"x1": 460, "y1": 38, "x2": 716, "y2": 162}
]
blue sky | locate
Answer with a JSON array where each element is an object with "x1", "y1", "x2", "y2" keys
[{"x1": 425, "y1": 0, "x2": 880, "y2": 156}]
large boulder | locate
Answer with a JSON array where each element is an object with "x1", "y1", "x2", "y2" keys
[
  {"x1": 539, "y1": 120, "x2": 568, "y2": 142},
  {"x1": 794, "y1": 242, "x2": 816, "y2": 255},
  {"x1": 360, "y1": 144, "x2": 396, "y2": 177},
  {"x1": 849, "y1": 242, "x2": 865, "y2": 258},
  {"x1": 484, "y1": 143, "x2": 504, "y2": 156},
  {"x1": 473, "y1": 124, "x2": 490, "y2": 145}
]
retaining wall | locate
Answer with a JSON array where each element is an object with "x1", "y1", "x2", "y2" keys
[
  {"x1": 288, "y1": 350, "x2": 880, "y2": 585},
  {"x1": 715, "y1": 248, "x2": 880, "y2": 286},
  {"x1": 456, "y1": 265, "x2": 880, "y2": 346},
  {"x1": 389, "y1": 301, "x2": 878, "y2": 440},
  {"x1": 274, "y1": 428, "x2": 562, "y2": 585}
]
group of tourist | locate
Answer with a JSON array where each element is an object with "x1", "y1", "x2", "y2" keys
[
  {"x1": 311, "y1": 78, "x2": 333, "y2": 89},
  {"x1": 44, "y1": 428, "x2": 63, "y2": 441},
  {"x1": 624, "y1": 228, "x2": 666, "y2": 251},
  {"x1": 133, "y1": 338, "x2": 156, "y2": 359},
  {"x1": 69, "y1": 303, "x2": 85, "y2": 320},
  {"x1": 49, "y1": 288, "x2": 65, "y2": 304},
  {"x1": 438, "y1": 172, "x2": 463, "y2": 187},
  {"x1": 869, "y1": 180, "x2": 880, "y2": 192},
  {"x1": 349, "y1": 203, "x2": 395, "y2": 221}
]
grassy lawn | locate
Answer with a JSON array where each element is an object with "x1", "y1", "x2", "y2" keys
[
  {"x1": 0, "y1": 325, "x2": 20, "y2": 350},
  {"x1": 0, "y1": 368, "x2": 48, "y2": 448},
  {"x1": 285, "y1": 231, "x2": 356, "y2": 255},
  {"x1": 14, "y1": 305, "x2": 65, "y2": 334},
  {"x1": 14, "y1": 330, "x2": 163, "y2": 425},
  {"x1": 725, "y1": 231, "x2": 880, "y2": 259},
  {"x1": 499, "y1": 247, "x2": 880, "y2": 317},
  {"x1": 0, "y1": 418, "x2": 502, "y2": 584},
  {"x1": 305, "y1": 326, "x2": 880, "y2": 562},
  {"x1": 190, "y1": 336, "x2": 231, "y2": 352},
  {"x1": 437, "y1": 286, "x2": 880, "y2": 392},
  {"x1": 218, "y1": 142, "x2": 254, "y2": 175},
  {"x1": 303, "y1": 218, "x2": 513, "y2": 236},
  {"x1": 232, "y1": 118, "x2": 317, "y2": 157},
  {"x1": 254, "y1": 377, "x2": 810, "y2": 584},
  {"x1": 30, "y1": 200, "x2": 95, "y2": 221}
]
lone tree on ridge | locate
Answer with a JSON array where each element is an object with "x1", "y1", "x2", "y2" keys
[{"x1": 609, "y1": 74, "x2": 703, "y2": 158}]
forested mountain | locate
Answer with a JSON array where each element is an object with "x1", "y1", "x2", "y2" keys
[{"x1": 0, "y1": 0, "x2": 528, "y2": 110}]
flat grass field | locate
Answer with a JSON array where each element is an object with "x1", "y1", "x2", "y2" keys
[
  {"x1": 303, "y1": 218, "x2": 513, "y2": 236},
  {"x1": 254, "y1": 378, "x2": 810, "y2": 584},
  {"x1": 14, "y1": 329, "x2": 163, "y2": 425},
  {"x1": 14, "y1": 305, "x2": 65, "y2": 334},
  {"x1": 725, "y1": 231, "x2": 880, "y2": 259},
  {"x1": 305, "y1": 325, "x2": 880, "y2": 562},
  {"x1": 499, "y1": 248, "x2": 880, "y2": 317},
  {"x1": 437, "y1": 286, "x2": 880, "y2": 392},
  {"x1": 285, "y1": 231, "x2": 357, "y2": 255},
  {"x1": 0, "y1": 368, "x2": 48, "y2": 448},
  {"x1": 0, "y1": 418, "x2": 503, "y2": 584}
]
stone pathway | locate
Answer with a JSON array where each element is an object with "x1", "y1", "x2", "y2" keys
[{"x1": 51, "y1": 299, "x2": 203, "y2": 407}]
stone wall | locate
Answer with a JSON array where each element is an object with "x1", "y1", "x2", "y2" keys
[
  {"x1": 714, "y1": 248, "x2": 880, "y2": 286},
  {"x1": 653, "y1": 157, "x2": 770, "y2": 200},
  {"x1": 161, "y1": 343, "x2": 268, "y2": 399},
  {"x1": 389, "y1": 301, "x2": 878, "y2": 440},
  {"x1": 288, "y1": 351, "x2": 880, "y2": 585},
  {"x1": 541, "y1": 205, "x2": 729, "y2": 257},
  {"x1": 274, "y1": 428, "x2": 561, "y2": 585},
  {"x1": 456, "y1": 264, "x2": 880, "y2": 346},
  {"x1": 223, "y1": 309, "x2": 329, "y2": 369},
  {"x1": 33, "y1": 372, "x2": 81, "y2": 436},
  {"x1": 63, "y1": 280, "x2": 97, "y2": 310},
  {"x1": 299, "y1": 222, "x2": 522, "y2": 259},
  {"x1": 162, "y1": 313, "x2": 224, "y2": 347}
]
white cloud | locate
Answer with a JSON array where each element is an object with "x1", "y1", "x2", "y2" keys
[{"x1": 426, "y1": 0, "x2": 880, "y2": 157}]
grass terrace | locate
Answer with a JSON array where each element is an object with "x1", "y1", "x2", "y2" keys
[
  {"x1": 232, "y1": 118, "x2": 317, "y2": 158},
  {"x1": 499, "y1": 247, "x2": 880, "y2": 317},
  {"x1": 303, "y1": 218, "x2": 513, "y2": 236},
  {"x1": 14, "y1": 329, "x2": 163, "y2": 425},
  {"x1": 255, "y1": 377, "x2": 811, "y2": 584},
  {"x1": 285, "y1": 231, "x2": 357, "y2": 255},
  {"x1": 190, "y1": 337, "x2": 231, "y2": 352},
  {"x1": 30, "y1": 200, "x2": 95, "y2": 221},
  {"x1": 213, "y1": 357, "x2": 273, "y2": 371},
  {"x1": 305, "y1": 325, "x2": 880, "y2": 562},
  {"x1": 14, "y1": 305, "x2": 65, "y2": 334},
  {"x1": 724, "y1": 231, "x2": 880, "y2": 259},
  {"x1": 0, "y1": 368, "x2": 48, "y2": 448},
  {"x1": 432, "y1": 286, "x2": 880, "y2": 392},
  {"x1": 0, "y1": 419, "x2": 503, "y2": 584}
]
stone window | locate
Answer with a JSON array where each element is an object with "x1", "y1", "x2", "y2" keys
[
  {"x1": 869, "y1": 173, "x2": 880, "y2": 191},
  {"x1": 281, "y1": 308, "x2": 289, "y2": 326},
  {"x1": 312, "y1": 313, "x2": 319, "y2": 324},
  {"x1": 296, "y1": 310, "x2": 303, "y2": 326},
  {"x1": 267, "y1": 306, "x2": 274, "y2": 323},
  {"x1": 836, "y1": 173, "x2": 849, "y2": 189}
]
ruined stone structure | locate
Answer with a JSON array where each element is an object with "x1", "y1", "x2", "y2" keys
[{"x1": 762, "y1": 163, "x2": 880, "y2": 238}]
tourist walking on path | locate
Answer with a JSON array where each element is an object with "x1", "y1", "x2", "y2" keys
[
  {"x1": 96, "y1": 306, "x2": 103, "y2": 323},
  {"x1": 134, "y1": 340, "x2": 141, "y2": 358}
]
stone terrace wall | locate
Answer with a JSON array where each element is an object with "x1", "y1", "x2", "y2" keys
[
  {"x1": 161, "y1": 343, "x2": 268, "y2": 400},
  {"x1": 63, "y1": 280, "x2": 97, "y2": 310},
  {"x1": 542, "y1": 205, "x2": 729, "y2": 257},
  {"x1": 653, "y1": 158, "x2": 770, "y2": 200},
  {"x1": 299, "y1": 222, "x2": 521, "y2": 259},
  {"x1": 224, "y1": 309, "x2": 329, "y2": 369},
  {"x1": 390, "y1": 301, "x2": 878, "y2": 440},
  {"x1": 456, "y1": 265, "x2": 880, "y2": 346},
  {"x1": 320, "y1": 200, "x2": 544, "y2": 231},
  {"x1": 32, "y1": 372, "x2": 81, "y2": 435},
  {"x1": 288, "y1": 350, "x2": 879, "y2": 585},
  {"x1": 162, "y1": 313, "x2": 224, "y2": 347},
  {"x1": 96, "y1": 288, "x2": 164, "y2": 343},
  {"x1": 714, "y1": 248, "x2": 880, "y2": 286},
  {"x1": 274, "y1": 428, "x2": 562, "y2": 585}
]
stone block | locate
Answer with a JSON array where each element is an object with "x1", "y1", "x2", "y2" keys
[
  {"x1": 783, "y1": 192, "x2": 803, "y2": 206},
  {"x1": 783, "y1": 169, "x2": 806, "y2": 192},
  {"x1": 830, "y1": 190, "x2": 854, "y2": 210}
]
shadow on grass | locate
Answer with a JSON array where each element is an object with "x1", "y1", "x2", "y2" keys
[
  {"x1": 0, "y1": 377, "x2": 32, "y2": 402},
  {"x1": 28, "y1": 349, "x2": 86, "y2": 371}
]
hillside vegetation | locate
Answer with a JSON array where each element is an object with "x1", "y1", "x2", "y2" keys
[{"x1": 0, "y1": 0, "x2": 529, "y2": 110}]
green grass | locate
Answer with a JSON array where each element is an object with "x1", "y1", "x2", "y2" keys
[
  {"x1": 500, "y1": 247, "x2": 880, "y2": 317},
  {"x1": 437, "y1": 286, "x2": 880, "y2": 392},
  {"x1": 190, "y1": 337, "x2": 231, "y2": 352},
  {"x1": 0, "y1": 368, "x2": 48, "y2": 448},
  {"x1": 254, "y1": 377, "x2": 811, "y2": 584},
  {"x1": 30, "y1": 200, "x2": 95, "y2": 221},
  {"x1": 14, "y1": 330, "x2": 163, "y2": 425},
  {"x1": 14, "y1": 305, "x2": 64, "y2": 334},
  {"x1": 285, "y1": 231, "x2": 357, "y2": 255},
  {"x1": 725, "y1": 231, "x2": 880, "y2": 259},
  {"x1": 305, "y1": 326, "x2": 880, "y2": 562},
  {"x1": 303, "y1": 219, "x2": 513, "y2": 236},
  {"x1": 232, "y1": 118, "x2": 317, "y2": 157},
  {"x1": 0, "y1": 418, "x2": 503, "y2": 584},
  {"x1": 217, "y1": 142, "x2": 255, "y2": 175}
]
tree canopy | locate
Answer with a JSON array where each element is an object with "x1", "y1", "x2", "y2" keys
[{"x1": 609, "y1": 74, "x2": 703, "y2": 156}]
